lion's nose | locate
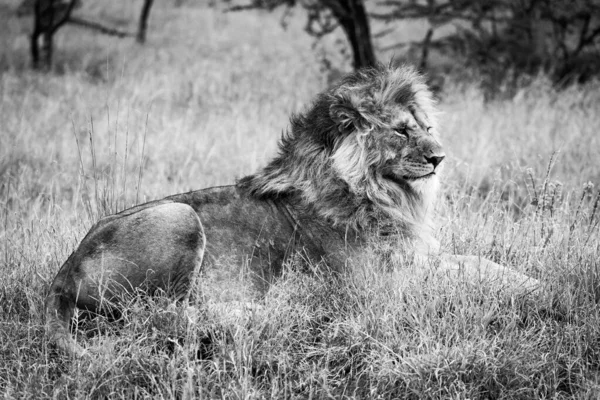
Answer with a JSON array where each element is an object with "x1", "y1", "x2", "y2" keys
[{"x1": 425, "y1": 154, "x2": 445, "y2": 169}]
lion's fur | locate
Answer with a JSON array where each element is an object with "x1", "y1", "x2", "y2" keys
[
  {"x1": 46, "y1": 64, "x2": 451, "y2": 355},
  {"x1": 240, "y1": 64, "x2": 441, "y2": 244}
]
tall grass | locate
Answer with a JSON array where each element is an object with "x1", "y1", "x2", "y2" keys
[{"x1": 1, "y1": 1, "x2": 599, "y2": 398}]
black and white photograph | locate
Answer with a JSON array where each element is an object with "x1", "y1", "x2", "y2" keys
[{"x1": 1, "y1": 0, "x2": 599, "y2": 398}]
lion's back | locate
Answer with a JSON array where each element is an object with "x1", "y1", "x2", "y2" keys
[
  {"x1": 166, "y1": 185, "x2": 297, "y2": 251},
  {"x1": 165, "y1": 186, "x2": 313, "y2": 293}
]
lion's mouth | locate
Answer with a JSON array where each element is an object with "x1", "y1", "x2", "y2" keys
[
  {"x1": 406, "y1": 172, "x2": 436, "y2": 181},
  {"x1": 382, "y1": 172, "x2": 406, "y2": 186},
  {"x1": 383, "y1": 172, "x2": 435, "y2": 184}
]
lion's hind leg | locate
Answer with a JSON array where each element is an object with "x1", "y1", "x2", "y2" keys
[
  {"x1": 45, "y1": 266, "x2": 86, "y2": 356},
  {"x1": 45, "y1": 202, "x2": 206, "y2": 356}
]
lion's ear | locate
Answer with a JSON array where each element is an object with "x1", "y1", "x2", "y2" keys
[{"x1": 329, "y1": 93, "x2": 369, "y2": 134}]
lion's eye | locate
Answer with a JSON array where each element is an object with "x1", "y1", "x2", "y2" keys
[{"x1": 393, "y1": 127, "x2": 409, "y2": 139}]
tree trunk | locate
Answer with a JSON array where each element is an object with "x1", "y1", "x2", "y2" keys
[
  {"x1": 31, "y1": 0, "x2": 77, "y2": 70},
  {"x1": 137, "y1": 0, "x2": 154, "y2": 44},
  {"x1": 42, "y1": 29, "x2": 53, "y2": 70},
  {"x1": 329, "y1": 0, "x2": 376, "y2": 70},
  {"x1": 31, "y1": 0, "x2": 43, "y2": 69},
  {"x1": 420, "y1": 28, "x2": 433, "y2": 70}
]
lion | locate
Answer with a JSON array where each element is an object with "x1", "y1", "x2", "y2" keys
[{"x1": 45, "y1": 64, "x2": 539, "y2": 356}]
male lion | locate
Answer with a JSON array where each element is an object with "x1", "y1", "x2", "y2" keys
[{"x1": 45, "y1": 64, "x2": 538, "y2": 356}]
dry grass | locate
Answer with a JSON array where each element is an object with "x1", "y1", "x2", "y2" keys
[{"x1": 1, "y1": 1, "x2": 600, "y2": 398}]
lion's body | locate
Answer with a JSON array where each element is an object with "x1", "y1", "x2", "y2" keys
[
  {"x1": 46, "y1": 185, "x2": 361, "y2": 354},
  {"x1": 45, "y1": 64, "x2": 538, "y2": 356},
  {"x1": 166, "y1": 186, "x2": 359, "y2": 298}
]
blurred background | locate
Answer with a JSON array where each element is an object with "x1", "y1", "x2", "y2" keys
[{"x1": 1, "y1": 0, "x2": 599, "y2": 219}]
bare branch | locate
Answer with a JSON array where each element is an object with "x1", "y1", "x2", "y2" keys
[
  {"x1": 49, "y1": 0, "x2": 77, "y2": 33},
  {"x1": 226, "y1": 4, "x2": 262, "y2": 12},
  {"x1": 69, "y1": 17, "x2": 133, "y2": 38}
]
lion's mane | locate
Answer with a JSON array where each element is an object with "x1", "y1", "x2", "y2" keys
[{"x1": 239, "y1": 64, "x2": 440, "y2": 247}]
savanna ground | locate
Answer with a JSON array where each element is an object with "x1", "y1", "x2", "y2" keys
[{"x1": 1, "y1": 1, "x2": 600, "y2": 398}]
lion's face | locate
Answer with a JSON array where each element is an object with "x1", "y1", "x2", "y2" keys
[
  {"x1": 245, "y1": 64, "x2": 443, "y2": 228},
  {"x1": 331, "y1": 100, "x2": 444, "y2": 195},
  {"x1": 374, "y1": 105, "x2": 445, "y2": 186}
]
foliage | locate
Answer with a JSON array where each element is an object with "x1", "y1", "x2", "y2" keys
[
  {"x1": 16, "y1": 0, "x2": 153, "y2": 70},
  {"x1": 235, "y1": 0, "x2": 600, "y2": 93},
  {"x1": 229, "y1": 0, "x2": 376, "y2": 69},
  {"x1": 373, "y1": 0, "x2": 600, "y2": 92}
]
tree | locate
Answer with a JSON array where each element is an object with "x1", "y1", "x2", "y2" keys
[
  {"x1": 231, "y1": 0, "x2": 376, "y2": 69},
  {"x1": 29, "y1": 0, "x2": 79, "y2": 70},
  {"x1": 371, "y1": 0, "x2": 600, "y2": 84},
  {"x1": 235, "y1": 0, "x2": 600, "y2": 86},
  {"x1": 18, "y1": 0, "x2": 156, "y2": 70}
]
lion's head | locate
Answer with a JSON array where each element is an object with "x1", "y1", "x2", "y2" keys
[{"x1": 240, "y1": 64, "x2": 444, "y2": 243}]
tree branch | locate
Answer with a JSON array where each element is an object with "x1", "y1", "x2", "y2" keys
[
  {"x1": 137, "y1": 0, "x2": 154, "y2": 43},
  {"x1": 49, "y1": 0, "x2": 77, "y2": 34},
  {"x1": 68, "y1": 17, "x2": 133, "y2": 38}
]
